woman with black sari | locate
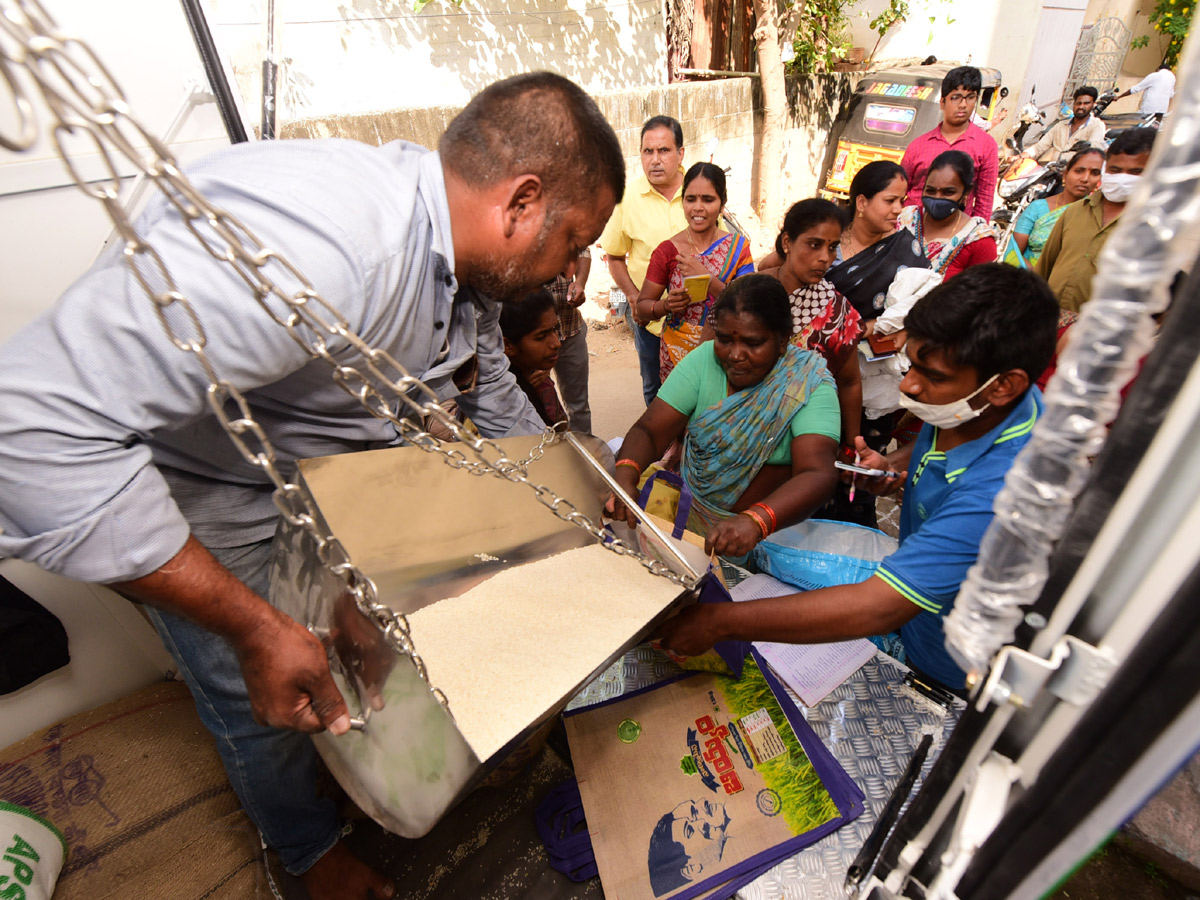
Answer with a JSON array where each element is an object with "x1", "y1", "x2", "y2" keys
[
  {"x1": 824, "y1": 161, "x2": 931, "y2": 527},
  {"x1": 827, "y1": 161, "x2": 930, "y2": 321}
]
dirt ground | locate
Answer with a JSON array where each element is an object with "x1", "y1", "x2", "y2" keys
[
  {"x1": 581, "y1": 312, "x2": 646, "y2": 442},
  {"x1": 1050, "y1": 840, "x2": 1197, "y2": 900}
]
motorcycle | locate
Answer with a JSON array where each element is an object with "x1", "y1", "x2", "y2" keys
[
  {"x1": 1096, "y1": 85, "x2": 1164, "y2": 141},
  {"x1": 1001, "y1": 86, "x2": 1046, "y2": 164}
]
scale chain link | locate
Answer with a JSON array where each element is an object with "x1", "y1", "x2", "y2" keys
[{"x1": 0, "y1": 0, "x2": 699, "y2": 716}]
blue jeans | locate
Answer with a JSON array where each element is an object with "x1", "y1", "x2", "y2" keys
[
  {"x1": 625, "y1": 305, "x2": 661, "y2": 405},
  {"x1": 553, "y1": 322, "x2": 592, "y2": 434},
  {"x1": 143, "y1": 541, "x2": 339, "y2": 875}
]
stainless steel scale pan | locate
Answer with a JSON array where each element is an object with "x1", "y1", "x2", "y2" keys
[{"x1": 268, "y1": 433, "x2": 706, "y2": 837}]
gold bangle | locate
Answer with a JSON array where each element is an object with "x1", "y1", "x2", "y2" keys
[{"x1": 742, "y1": 509, "x2": 770, "y2": 540}]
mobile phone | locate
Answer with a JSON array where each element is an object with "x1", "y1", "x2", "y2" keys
[{"x1": 835, "y1": 460, "x2": 900, "y2": 478}]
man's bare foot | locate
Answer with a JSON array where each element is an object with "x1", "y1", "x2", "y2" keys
[{"x1": 301, "y1": 840, "x2": 395, "y2": 900}]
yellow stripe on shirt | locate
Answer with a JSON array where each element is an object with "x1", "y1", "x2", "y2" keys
[{"x1": 875, "y1": 570, "x2": 943, "y2": 614}]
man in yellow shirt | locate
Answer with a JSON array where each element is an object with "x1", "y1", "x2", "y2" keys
[{"x1": 600, "y1": 116, "x2": 688, "y2": 404}]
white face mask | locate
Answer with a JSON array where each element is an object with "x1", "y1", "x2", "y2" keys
[
  {"x1": 898, "y1": 374, "x2": 999, "y2": 429},
  {"x1": 1100, "y1": 171, "x2": 1141, "y2": 203}
]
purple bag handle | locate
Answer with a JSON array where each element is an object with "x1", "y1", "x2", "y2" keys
[{"x1": 636, "y1": 469, "x2": 693, "y2": 539}]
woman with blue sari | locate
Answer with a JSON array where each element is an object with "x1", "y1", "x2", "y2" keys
[
  {"x1": 1010, "y1": 146, "x2": 1104, "y2": 267},
  {"x1": 612, "y1": 275, "x2": 840, "y2": 558}
]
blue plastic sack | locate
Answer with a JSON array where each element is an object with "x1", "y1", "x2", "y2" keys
[{"x1": 752, "y1": 518, "x2": 898, "y2": 590}]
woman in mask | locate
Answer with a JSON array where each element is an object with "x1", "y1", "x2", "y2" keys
[{"x1": 898, "y1": 150, "x2": 997, "y2": 279}]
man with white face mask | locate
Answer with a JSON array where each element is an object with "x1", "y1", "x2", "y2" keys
[
  {"x1": 653, "y1": 265, "x2": 1058, "y2": 694},
  {"x1": 1036, "y1": 127, "x2": 1157, "y2": 311}
]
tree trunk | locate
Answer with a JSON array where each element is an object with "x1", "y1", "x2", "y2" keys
[{"x1": 752, "y1": 0, "x2": 787, "y2": 231}]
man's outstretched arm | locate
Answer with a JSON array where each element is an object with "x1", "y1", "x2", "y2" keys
[{"x1": 653, "y1": 575, "x2": 918, "y2": 658}]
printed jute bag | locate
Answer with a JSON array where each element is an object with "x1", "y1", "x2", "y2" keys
[
  {"x1": 563, "y1": 654, "x2": 863, "y2": 900},
  {"x1": 0, "y1": 681, "x2": 264, "y2": 900}
]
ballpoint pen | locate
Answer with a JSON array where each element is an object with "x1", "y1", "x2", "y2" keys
[{"x1": 848, "y1": 451, "x2": 859, "y2": 503}]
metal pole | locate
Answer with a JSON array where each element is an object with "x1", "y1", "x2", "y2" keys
[
  {"x1": 178, "y1": 0, "x2": 249, "y2": 143},
  {"x1": 262, "y1": 0, "x2": 278, "y2": 140}
]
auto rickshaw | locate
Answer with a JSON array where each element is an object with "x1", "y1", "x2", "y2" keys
[{"x1": 818, "y1": 63, "x2": 1005, "y2": 202}]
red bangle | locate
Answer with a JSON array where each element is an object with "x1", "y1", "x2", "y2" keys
[
  {"x1": 742, "y1": 508, "x2": 770, "y2": 540},
  {"x1": 616, "y1": 458, "x2": 642, "y2": 475},
  {"x1": 751, "y1": 502, "x2": 778, "y2": 533}
]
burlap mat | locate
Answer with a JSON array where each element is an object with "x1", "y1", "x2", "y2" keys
[{"x1": 0, "y1": 680, "x2": 271, "y2": 899}]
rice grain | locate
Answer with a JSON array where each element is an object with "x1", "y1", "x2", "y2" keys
[{"x1": 407, "y1": 544, "x2": 684, "y2": 760}]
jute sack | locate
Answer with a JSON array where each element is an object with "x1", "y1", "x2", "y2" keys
[{"x1": 0, "y1": 681, "x2": 265, "y2": 899}]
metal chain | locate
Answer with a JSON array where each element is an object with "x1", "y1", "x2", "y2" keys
[{"x1": 0, "y1": 0, "x2": 698, "y2": 710}]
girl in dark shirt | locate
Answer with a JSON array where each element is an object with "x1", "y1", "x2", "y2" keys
[{"x1": 500, "y1": 288, "x2": 567, "y2": 427}]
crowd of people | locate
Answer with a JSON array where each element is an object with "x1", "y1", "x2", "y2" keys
[
  {"x1": 518, "y1": 64, "x2": 1165, "y2": 694},
  {"x1": 0, "y1": 63, "x2": 1172, "y2": 897}
]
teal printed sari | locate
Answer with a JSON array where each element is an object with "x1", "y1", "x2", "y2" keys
[
  {"x1": 682, "y1": 345, "x2": 834, "y2": 531},
  {"x1": 1025, "y1": 205, "x2": 1067, "y2": 268}
]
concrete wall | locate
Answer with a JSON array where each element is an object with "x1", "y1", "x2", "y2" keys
[
  {"x1": 284, "y1": 77, "x2": 762, "y2": 220},
  {"x1": 777, "y1": 73, "x2": 858, "y2": 213},
  {"x1": 282, "y1": 73, "x2": 856, "y2": 243},
  {"x1": 209, "y1": 0, "x2": 667, "y2": 124}
]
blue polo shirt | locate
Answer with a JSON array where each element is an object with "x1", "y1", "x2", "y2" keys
[{"x1": 875, "y1": 388, "x2": 1043, "y2": 689}]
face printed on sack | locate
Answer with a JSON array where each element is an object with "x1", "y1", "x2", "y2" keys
[
  {"x1": 647, "y1": 797, "x2": 731, "y2": 895},
  {"x1": 780, "y1": 221, "x2": 841, "y2": 286}
]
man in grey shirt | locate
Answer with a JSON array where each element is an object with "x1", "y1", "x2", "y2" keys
[{"x1": 0, "y1": 72, "x2": 623, "y2": 899}]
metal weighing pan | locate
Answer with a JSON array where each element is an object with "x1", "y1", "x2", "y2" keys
[{"x1": 268, "y1": 433, "x2": 704, "y2": 837}]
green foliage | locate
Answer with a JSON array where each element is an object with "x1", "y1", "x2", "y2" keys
[
  {"x1": 717, "y1": 657, "x2": 840, "y2": 834},
  {"x1": 786, "y1": 0, "x2": 855, "y2": 74},
  {"x1": 785, "y1": 0, "x2": 956, "y2": 71},
  {"x1": 1145, "y1": 0, "x2": 1192, "y2": 67},
  {"x1": 868, "y1": 0, "x2": 909, "y2": 38},
  {"x1": 1143, "y1": 861, "x2": 1168, "y2": 886}
]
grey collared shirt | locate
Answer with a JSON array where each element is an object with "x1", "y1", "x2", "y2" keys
[{"x1": 0, "y1": 138, "x2": 543, "y2": 583}]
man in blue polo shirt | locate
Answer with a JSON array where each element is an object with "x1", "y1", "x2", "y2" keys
[{"x1": 654, "y1": 264, "x2": 1058, "y2": 692}]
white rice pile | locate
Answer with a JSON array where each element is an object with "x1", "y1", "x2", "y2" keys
[{"x1": 407, "y1": 543, "x2": 684, "y2": 761}]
